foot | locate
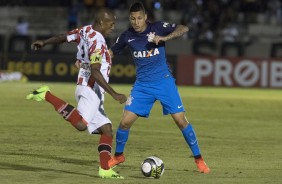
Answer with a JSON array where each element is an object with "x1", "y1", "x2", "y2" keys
[
  {"x1": 108, "y1": 154, "x2": 125, "y2": 168},
  {"x1": 98, "y1": 167, "x2": 124, "y2": 179},
  {"x1": 26, "y1": 85, "x2": 50, "y2": 101},
  {"x1": 195, "y1": 157, "x2": 210, "y2": 173}
]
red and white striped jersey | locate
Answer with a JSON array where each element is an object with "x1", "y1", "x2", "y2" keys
[{"x1": 67, "y1": 25, "x2": 111, "y2": 90}]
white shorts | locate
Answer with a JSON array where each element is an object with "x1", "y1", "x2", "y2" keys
[{"x1": 75, "y1": 84, "x2": 111, "y2": 134}]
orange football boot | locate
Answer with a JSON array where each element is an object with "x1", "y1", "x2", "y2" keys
[
  {"x1": 108, "y1": 154, "x2": 125, "y2": 168},
  {"x1": 195, "y1": 157, "x2": 210, "y2": 173}
]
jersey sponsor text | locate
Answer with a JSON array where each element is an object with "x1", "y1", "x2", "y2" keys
[{"x1": 133, "y1": 48, "x2": 160, "y2": 58}]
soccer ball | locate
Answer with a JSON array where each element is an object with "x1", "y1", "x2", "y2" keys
[{"x1": 141, "y1": 156, "x2": 165, "y2": 179}]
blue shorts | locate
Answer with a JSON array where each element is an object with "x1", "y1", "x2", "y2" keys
[{"x1": 125, "y1": 76, "x2": 185, "y2": 117}]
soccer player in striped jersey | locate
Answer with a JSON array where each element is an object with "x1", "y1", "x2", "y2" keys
[
  {"x1": 108, "y1": 2, "x2": 210, "y2": 173},
  {"x1": 27, "y1": 8, "x2": 126, "y2": 179}
]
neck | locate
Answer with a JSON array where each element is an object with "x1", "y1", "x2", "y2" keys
[
  {"x1": 139, "y1": 25, "x2": 147, "y2": 32},
  {"x1": 93, "y1": 25, "x2": 104, "y2": 36},
  {"x1": 137, "y1": 21, "x2": 148, "y2": 33}
]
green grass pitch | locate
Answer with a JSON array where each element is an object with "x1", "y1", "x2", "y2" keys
[{"x1": 0, "y1": 82, "x2": 281, "y2": 184}]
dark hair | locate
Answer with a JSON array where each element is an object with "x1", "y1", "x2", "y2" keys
[
  {"x1": 94, "y1": 8, "x2": 115, "y2": 23},
  {"x1": 129, "y1": 1, "x2": 145, "y2": 13}
]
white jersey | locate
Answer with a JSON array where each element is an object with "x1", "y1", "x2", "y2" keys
[
  {"x1": 67, "y1": 25, "x2": 112, "y2": 134},
  {"x1": 67, "y1": 25, "x2": 111, "y2": 92}
]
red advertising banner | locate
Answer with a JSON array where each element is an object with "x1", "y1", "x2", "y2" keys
[{"x1": 177, "y1": 55, "x2": 282, "y2": 88}]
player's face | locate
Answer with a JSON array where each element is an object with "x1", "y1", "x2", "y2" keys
[
  {"x1": 129, "y1": 11, "x2": 147, "y2": 32},
  {"x1": 101, "y1": 13, "x2": 116, "y2": 37},
  {"x1": 103, "y1": 19, "x2": 115, "y2": 37}
]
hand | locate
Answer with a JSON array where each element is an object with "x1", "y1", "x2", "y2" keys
[
  {"x1": 152, "y1": 35, "x2": 167, "y2": 45},
  {"x1": 31, "y1": 40, "x2": 45, "y2": 50},
  {"x1": 75, "y1": 60, "x2": 81, "y2": 69},
  {"x1": 113, "y1": 93, "x2": 127, "y2": 104},
  {"x1": 108, "y1": 49, "x2": 114, "y2": 59}
]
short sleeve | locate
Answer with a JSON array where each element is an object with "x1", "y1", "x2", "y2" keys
[
  {"x1": 66, "y1": 28, "x2": 80, "y2": 43},
  {"x1": 89, "y1": 36, "x2": 104, "y2": 65},
  {"x1": 155, "y1": 21, "x2": 177, "y2": 36},
  {"x1": 110, "y1": 32, "x2": 127, "y2": 55}
]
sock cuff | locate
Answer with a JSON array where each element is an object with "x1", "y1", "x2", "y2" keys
[
  {"x1": 182, "y1": 123, "x2": 193, "y2": 133},
  {"x1": 117, "y1": 128, "x2": 130, "y2": 133},
  {"x1": 45, "y1": 91, "x2": 52, "y2": 101}
]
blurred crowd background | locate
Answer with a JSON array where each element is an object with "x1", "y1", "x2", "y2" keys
[{"x1": 0, "y1": 0, "x2": 281, "y2": 57}]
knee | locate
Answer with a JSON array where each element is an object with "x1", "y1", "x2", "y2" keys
[
  {"x1": 172, "y1": 112, "x2": 189, "y2": 129},
  {"x1": 119, "y1": 110, "x2": 137, "y2": 130},
  {"x1": 103, "y1": 131, "x2": 113, "y2": 137},
  {"x1": 104, "y1": 132, "x2": 113, "y2": 137},
  {"x1": 119, "y1": 121, "x2": 132, "y2": 130},
  {"x1": 176, "y1": 119, "x2": 189, "y2": 130},
  {"x1": 98, "y1": 123, "x2": 113, "y2": 136},
  {"x1": 75, "y1": 122, "x2": 87, "y2": 131}
]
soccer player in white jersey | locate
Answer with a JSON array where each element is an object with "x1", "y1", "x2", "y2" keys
[{"x1": 26, "y1": 8, "x2": 126, "y2": 179}]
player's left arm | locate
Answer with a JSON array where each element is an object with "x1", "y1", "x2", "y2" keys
[
  {"x1": 153, "y1": 24, "x2": 189, "y2": 45},
  {"x1": 108, "y1": 49, "x2": 114, "y2": 59}
]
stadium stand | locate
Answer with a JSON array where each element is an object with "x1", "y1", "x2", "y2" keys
[{"x1": 0, "y1": 0, "x2": 281, "y2": 57}]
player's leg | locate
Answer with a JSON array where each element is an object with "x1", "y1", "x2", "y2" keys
[
  {"x1": 97, "y1": 123, "x2": 113, "y2": 170},
  {"x1": 171, "y1": 113, "x2": 210, "y2": 173},
  {"x1": 109, "y1": 83, "x2": 155, "y2": 168},
  {"x1": 108, "y1": 110, "x2": 138, "y2": 168},
  {"x1": 26, "y1": 85, "x2": 87, "y2": 131},
  {"x1": 171, "y1": 113, "x2": 201, "y2": 156},
  {"x1": 97, "y1": 123, "x2": 124, "y2": 179},
  {"x1": 157, "y1": 77, "x2": 210, "y2": 173},
  {"x1": 116, "y1": 110, "x2": 138, "y2": 154},
  {"x1": 84, "y1": 85, "x2": 123, "y2": 179}
]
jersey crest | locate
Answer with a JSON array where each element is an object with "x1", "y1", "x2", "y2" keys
[{"x1": 147, "y1": 32, "x2": 155, "y2": 42}]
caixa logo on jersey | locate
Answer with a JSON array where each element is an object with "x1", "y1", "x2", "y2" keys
[{"x1": 133, "y1": 48, "x2": 160, "y2": 58}]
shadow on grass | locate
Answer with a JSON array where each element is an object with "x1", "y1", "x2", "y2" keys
[
  {"x1": 1, "y1": 151, "x2": 98, "y2": 166},
  {"x1": 0, "y1": 162, "x2": 98, "y2": 178},
  {"x1": 0, "y1": 151, "x2": 101, "y2": 177}
]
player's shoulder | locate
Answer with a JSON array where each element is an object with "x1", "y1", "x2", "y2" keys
[
  {"x1": 123, "y1": 28, "x2": 134, "y2": 35},
  {"x1": 94, "y1": 31, "x2": 105, "y2": 41},
  {"x1": 118, "y1": 28, "x2": 133, "y2": 40},
  {"x1": 86, "y1": 26, "x2": 105, "y2": 42},
  {"x1": 79, "y1": 25, "x2": 91, "y2": 33},
  {"x1": 149, "y1": 21, "x2": 163, "y2": 27},
  {"x1": 151, "y1": 21, "x2": 176, "y2": 28}
]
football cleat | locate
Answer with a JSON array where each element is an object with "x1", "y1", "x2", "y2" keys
[
  {"x1": 98, "y1": 167, "x2": 124, "y2": 179},
  {"x1": 108, "y1": 154, "x2": 125, "y2": 168},
  {"x1": 195, "y1": 157, "x2": 210, "y2": 173},
  {"x1": 26, "y1": 85, "x2": 50, "y2": 102}
]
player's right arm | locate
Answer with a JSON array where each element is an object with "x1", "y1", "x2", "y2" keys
[
  {"x1": 31, "y1": 27, "x2": 81, "y2": 50},
  {"x1": 31, "y1": 34, "x2": 67, "y2": 50}
]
